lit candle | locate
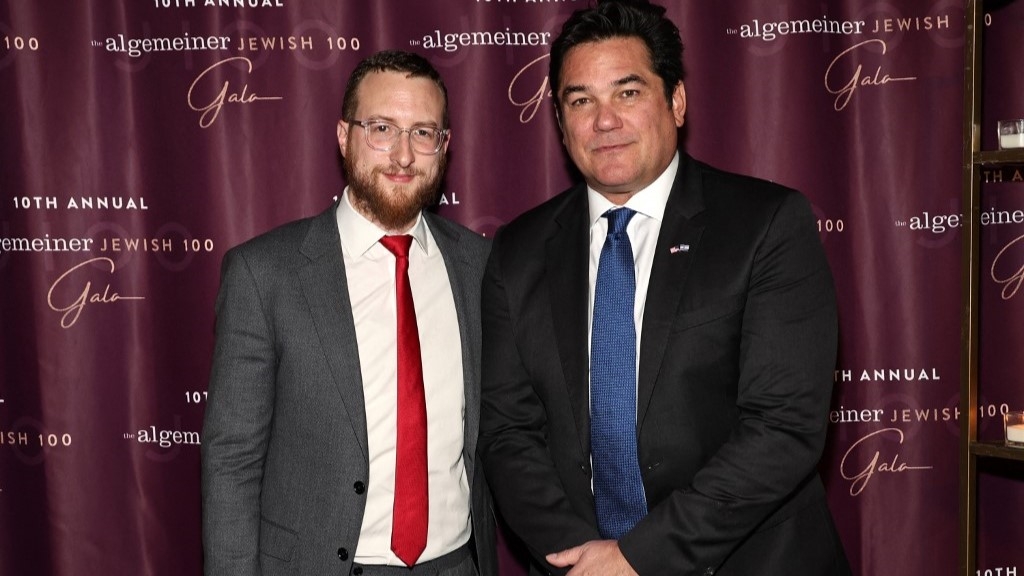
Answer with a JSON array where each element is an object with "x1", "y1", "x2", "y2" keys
[
  {"x1": 1007, "y1": 423, "x2": 1024, "y2": 445},
  {"x1": 1000, "y1": 133, "x2": 1024, "y2": 150}
]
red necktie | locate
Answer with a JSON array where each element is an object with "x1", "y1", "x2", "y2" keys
[{"x1": 379, "y1": 235, "x2": 428, "y2": 566}]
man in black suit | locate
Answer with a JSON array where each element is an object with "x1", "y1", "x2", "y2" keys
[
  {"x1": 202, "y1": 51, "x2": 495, "y2": 576},
  {"x1": 478, "y1": 1, "x2": 851, "y2": 575}
]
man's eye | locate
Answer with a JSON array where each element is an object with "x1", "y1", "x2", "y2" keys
[
  {"x1": 371, "y1": 123, "x2": 393, "y2": 134},
  {"x1": 569, "y1": 97, "x2": 589, "y2": 107},
  {"x1": 621, "y1": 89, "x2": 640, "y2": 98},
  {"x1": 411, "y1": 127, "x2": 435, "y2": 139}
]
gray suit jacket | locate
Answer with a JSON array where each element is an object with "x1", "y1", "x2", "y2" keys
[{"x1": 202, "y1": 203, "x2": 496, "y2": 576}]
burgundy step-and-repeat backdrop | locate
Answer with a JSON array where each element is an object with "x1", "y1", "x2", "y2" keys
[{"x1": 3, "y1": 1, "x2": 1024, "y2": 575}]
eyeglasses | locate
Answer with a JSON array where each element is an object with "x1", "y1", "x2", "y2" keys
[{"x1": 347, "y1": 119, "x2": 449, "y2": 155}]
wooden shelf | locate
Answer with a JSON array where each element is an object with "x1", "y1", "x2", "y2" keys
[
  {"x1": 970, "y1": 441, "x2": 1024, "y2": 461},
  {"x1": 973, "y1": 149, "x2": 1024, "y2": 165}
]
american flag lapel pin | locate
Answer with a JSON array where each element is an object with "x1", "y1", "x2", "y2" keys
[{"x1": 669, "y1": 243, "x2": 690, "y2": 254}]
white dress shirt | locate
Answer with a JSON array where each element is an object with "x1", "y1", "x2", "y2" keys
[
  {"x1": 587, "y1": 152, "x2": 679, "y2": 393},
  {"x1": 336, "y1": 189, "x2": 471, "y2": 565}
]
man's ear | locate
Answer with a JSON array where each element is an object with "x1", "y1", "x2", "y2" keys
[
  {"x1": 671, "y1": 81, "x2": 686, "y2": 127},
  {"x1": 337, "y1": 119, "x2": 350, "y2": 157},
  {"x1": 440, "y1": 129, "x2": 451, "y2": 156}
]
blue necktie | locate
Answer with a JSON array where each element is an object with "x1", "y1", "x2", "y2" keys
[{"x1": 590, "y1": 207, "x2": 647, "y2": 539}]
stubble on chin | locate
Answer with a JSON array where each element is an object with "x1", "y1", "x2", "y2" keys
[{"x1": 344, "y1": 155, "x2": 446, "y2": 232}]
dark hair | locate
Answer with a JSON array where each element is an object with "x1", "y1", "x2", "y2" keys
[
  {"x1": 549, "y1": 0, "x2": 684, "y2": 107},
  {"x1": 342, "y1": 50, "x2": 449, "y2": 128}
]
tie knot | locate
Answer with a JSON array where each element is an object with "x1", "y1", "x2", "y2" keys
[
  {"x1": 380, "y1": 235, "x2": 414, "y2": 258},
  {"x1": 603, "y1": 208, "x2": 636, "y2": 236}
]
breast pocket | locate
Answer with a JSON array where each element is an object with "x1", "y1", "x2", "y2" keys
[{"x1": 670, "y1": 294, "x2": 745, "y2": 333}]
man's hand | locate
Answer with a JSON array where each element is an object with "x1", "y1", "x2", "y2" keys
[{"x1": 546, "y1": 540, "x2": 639, "y2": 576}]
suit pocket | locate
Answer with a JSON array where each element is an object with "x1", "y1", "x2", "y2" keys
[
  {"x1": 670, "y1": 294, "x2": 745, "y2": 333},
  {"x1": 260, "y1": 516, "x2": 298, "y2": 561}
]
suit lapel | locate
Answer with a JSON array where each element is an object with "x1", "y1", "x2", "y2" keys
[
  {"x1": 545, "y1": 189, "x2": 593, "y2": 452},
  {"x1": 425, "y1": 213, "x2": 480, "y2": 478},
  {"x1": 298, "y1": 203, "x2": 369, "y2": 460},
  {"x1": 637, "y1": 156, "x2": 706, "y2": 429}
]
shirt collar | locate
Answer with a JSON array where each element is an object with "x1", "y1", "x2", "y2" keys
[
  {"x1": 336, "y1": 187, "x2": 430, "y2": 257},
  {"x1": 587, "y1": 152, "x2": 679, "y2": 228}
]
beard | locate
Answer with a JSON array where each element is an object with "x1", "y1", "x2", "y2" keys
[{"x1": 345, "y1": 154, "x2": 446, "y2": 232}]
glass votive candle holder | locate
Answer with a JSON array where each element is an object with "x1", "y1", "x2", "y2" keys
[
  {"x1": 1005, "y1": 411, "x2": 1024, "y2": 448},
  {"x1": 998, "y1": 119, "x2": 1024, "y2": 150}
]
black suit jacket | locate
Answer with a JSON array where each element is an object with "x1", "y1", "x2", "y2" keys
[{"x1": 479, "y1": 155, "x2": 850, "y2": 576}]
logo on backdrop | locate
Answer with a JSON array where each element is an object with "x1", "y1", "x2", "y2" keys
[
  {"x1": 416, "y1": 27, "x2": 552, "y2": 54},
  {"x1": 0, "y1": 416, "x2": 73, "y2": 466},
  {"x1": 188, "y1": 56, "x2": 283, "y2": 128},
  {"x1": 98, "y1": 24, "x2": 360, "y2": 122},
  {"x1": 895, "y1": 203, "x2": 1024, "y2": 298},
  {"x1": 830, "y1": 367, "x2": 956, "y2": 430},
  {"x1": 733, "y1": 12, "x2": 951, "y2": 43},
  {"x1": 46, "y1": 257, "x2": 145, "y2": 329},
  {"x1": 123, "y1": 413, "x2": 202, "y2": 462},
  {"x1": 829, "y1": 366, "x2": 958, "y2": 496},
  {"x1": 838, "y1": 427, "x2": 933, "y2": 496},
  {"x1": 101, "y1": 32, "x2": 232, "y2": 58},
  {"x1": 992, "y1": 234, "x2": 1024, "y2": 299},
  {"x1": 4, "y1": 199, "x2": 218, "y2": 327},
  {"x1": 729, "y1": 9, "x2": 954, "y2": 111},
  {"x1": 406, "y1": 25, "x2": 556, "y2": 124},
  {"x1": 823, "y1": 39, "x2": 916, "y2": 112},
  {"x1": 831, "y1": 398, "x2": 1013, "y2": 497},
  {"x1": 834, "y1": 367, "x2": 942, "y2": 384},
  {"x1": 151, "y1": 0, "x2": 286, "y2": 8},
  {"x1": 981, "y1": 168, "x2": 1024, "y2": 184},
  {"x1": 508, "y1": 53, "x2": 550, "y2": 124},
  {"x1": 830, "y1": 401, "x2": 961, "y2": 428}
]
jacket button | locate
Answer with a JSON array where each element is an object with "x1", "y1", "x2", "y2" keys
[
  {"x1": 353, "y1": 567, "x2": 363, "y2": 575},
  {"x1": 337, "y1": 548, "x2": 348, "y2": 561},
  {"x1": 353, "y1": 481, "x2": 366, "y2": 494}
]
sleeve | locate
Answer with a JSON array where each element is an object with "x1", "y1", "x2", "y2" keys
[
  {"x1": 619, "y1": 192, "x2": 839, "y2": 575},
  {"x1": 477, "y1": 230, "x2": 601, "y2": 574},
  {"x1": 201, "y1": 247, "x2": 277, "y2": 576}
]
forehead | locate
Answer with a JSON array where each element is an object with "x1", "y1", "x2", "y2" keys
[
  {"x1": 559, "y1": 36, "x2": 658, "y2": 92},
  {"x1": 354, "y1": 71, "x2": 445, "y2": 122}
]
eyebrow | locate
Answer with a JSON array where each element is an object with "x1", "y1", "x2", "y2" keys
[
  {"x1": 361, "y1": 115, "x2": 440, "y2": 129},
  {"x1": 359, "y1": 114, "x2": 398, "y2": 124},
  {"x1": 560, "y1": 73, "x2": 649, "y2": 100}
]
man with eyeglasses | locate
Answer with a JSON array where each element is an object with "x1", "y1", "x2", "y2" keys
[{"x1": 202, "y1": 50, "x2": 496, "y2": 576}]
